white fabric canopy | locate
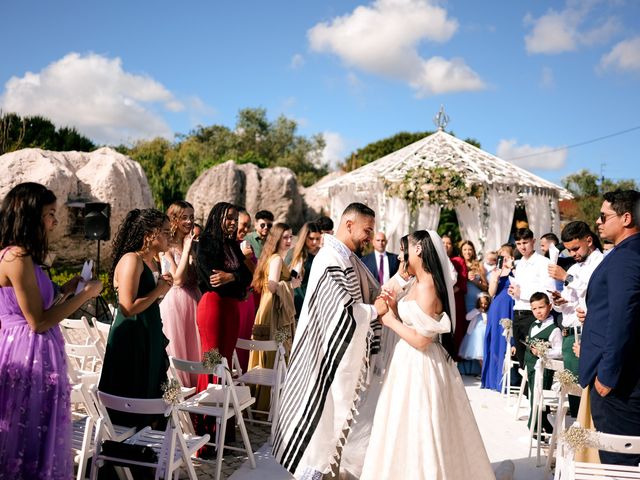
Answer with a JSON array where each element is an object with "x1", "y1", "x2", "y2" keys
[
  {"x1": 318, "y1": 130, "x2": 571, "y2": 252},
  {"x1": 524, "y1": 193, "x2": 552, "y2": 241}
]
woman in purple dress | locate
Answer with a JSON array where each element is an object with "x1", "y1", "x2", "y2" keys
[{"x1": 0, "y1": 182, "x2": 103, "y2": 479}]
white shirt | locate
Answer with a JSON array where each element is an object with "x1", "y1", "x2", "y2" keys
[
  {"x1": 513, "y1": 252, "x2": 556, "y2": 311},
  {"x1": 554, "y1": 249, "x2": 604, "y2": 328},
  {"x1": 530, "y1": 316, "x2": 562, "y2": 359}
]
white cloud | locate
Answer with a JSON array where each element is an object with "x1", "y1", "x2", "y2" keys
[
  {"x1": 540, "y1": 66, "x2": 555, "y2": 89},
  {"x1": 290, "y1": 53, "x2": 305, "y2": 69},
  {"x1": 600, "y1": 36, "x2": 640, "y2": 72},
  {"x1": 497, "y1": 139, "x2": 567, "y2": 170},
  {"x1": 308, "y1": 0, "x2": 484, "y2": 96},
  {"x1": 321, "y1": 131, "x2": 347, "y2": 168},
  {"x1": 0, "y1": 52, "x2": 194, "y2": 144},
  {"x1": 524, "y1": 2, "x2": 621, "y2": 54}
]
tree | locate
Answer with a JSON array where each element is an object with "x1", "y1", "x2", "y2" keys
[
  {"x1": 125, "y1": 107, "x2": 328, "y2": 210},
  {"x1": 341, "y1": 130, "x2": 481, "y2": 172},
  {"x1": 561, "y1": 169, "x2": 638, "y2": 224},
  {"x1": 0, "y1": 111, "x2": 95, "y2": 155}
]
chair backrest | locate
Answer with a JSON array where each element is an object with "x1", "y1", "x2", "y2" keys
[
  {"x1": 92, "y1": 318, "x2": 112, "y2": 345},
  {"x1": 169, "y1": 356, "x2": 227, "y2": 379},
  {"x1": 236, "y1": 338, "x2": 279, "y2": 353},
  {"x1": 61, "y1": 316, "x2": 100, "y2": 344},
  {"x1": 97, "y1": 390, "x2": 170, "y2": 416},
  {"x1": 592, "y1": 430, "x2": 640, "y2": 455}
]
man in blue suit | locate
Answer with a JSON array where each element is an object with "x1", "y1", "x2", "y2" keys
[
  {"x1": 579, "y1": 190, "x2": 640, "y2": 466},
  {"x1": 362, "y1": 232, "x2": 399, "y2": 285}
]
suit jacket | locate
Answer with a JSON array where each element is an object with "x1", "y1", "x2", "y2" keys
[
  {"x1": 579, "y1": 233, "x2": 640, "y2": 396},
  {"x1": 362, "y1": 250, "x2": 399, "y2": 283}
]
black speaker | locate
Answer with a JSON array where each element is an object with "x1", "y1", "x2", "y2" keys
[{"x1": 84, "y1": 202, "x2": 111, "y2": 241}]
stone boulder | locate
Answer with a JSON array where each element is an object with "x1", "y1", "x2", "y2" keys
[
  {"x1": 0, "y1": 147, "x2": 153, "y2": 265},
  {"x1": 187, "y1": 160, "x2": 306, "y2": 229}
]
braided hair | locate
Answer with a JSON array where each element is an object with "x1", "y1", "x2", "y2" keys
[
  {"x1": 109, "y1": 208, "x2": 168, "y2": 288},
  {"x1": 0, "y1": 182, "x2": 57, "y2": 266},
  {"x1": 409, "y1": 230, "x2": 456, "y2": 359},
  {"x1": 202, "y1": 202, "x2": 236, "y2": 244}
]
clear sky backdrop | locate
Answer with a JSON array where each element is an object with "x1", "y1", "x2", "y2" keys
[{"x1": 2, "y1": 0, "x2": 639, "y2": 187}]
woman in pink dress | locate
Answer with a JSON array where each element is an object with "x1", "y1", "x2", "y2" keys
[
  {"x1": 235, "y1": 207, "x2": 258, "y2": 373},
  {"x1": 0, "y1": 183, "x2": 102, "y2": 478},
  {"x1": 160, "y1": 200, "x2": 202, "y2": 387}
]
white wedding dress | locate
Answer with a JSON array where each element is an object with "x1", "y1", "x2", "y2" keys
[{"x1": 360, "y1": 299, "x2": 495, "y2": 480}]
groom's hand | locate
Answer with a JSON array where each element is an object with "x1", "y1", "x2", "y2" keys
[{"x1": 374, "y1": 297, "x2": 388, "y2": 317}]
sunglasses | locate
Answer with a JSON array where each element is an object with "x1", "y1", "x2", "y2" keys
[
  {"x1": 598, "y1": 212, "x2": 619, "y2": 224},
  {"x1": 258, "y1": 222, "x2": 273, "y2": 229}
]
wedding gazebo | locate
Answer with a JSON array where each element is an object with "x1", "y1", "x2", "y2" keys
[{"x1": 319, "y1": 109, "x2": 572, "y2": 253}]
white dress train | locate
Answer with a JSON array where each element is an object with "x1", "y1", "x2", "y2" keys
[{"x1": 360, "y1": 300, "x2": 495, "y2": 480}]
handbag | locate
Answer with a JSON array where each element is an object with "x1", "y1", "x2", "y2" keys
[{"x1": 101, "y1": 439, "x2": 158, "y2": 463}]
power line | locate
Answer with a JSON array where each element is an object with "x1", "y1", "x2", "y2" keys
[{"x1": 504, "y1": 125, "x2": 640, "y2": 161}]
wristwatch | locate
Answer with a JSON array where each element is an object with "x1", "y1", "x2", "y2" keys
[{"x1": 564, "y1": 274, "x2": 574, "y2": 287}]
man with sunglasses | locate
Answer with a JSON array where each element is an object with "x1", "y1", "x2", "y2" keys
[
  {"x1": 547, "y1": 221, "x2": 603, "y2": 417},
  {"x1": 246, "y1": 209, "x2": 274, "y2": 260},
  {"x1": 579, "y1": 190, "x2": 640, "y2": 466}
]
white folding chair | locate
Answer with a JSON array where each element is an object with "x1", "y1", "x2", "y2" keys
[
  {"x1": 529, "y1": 358, "x2": 563, "y2": 465},
  {"x1": 65, "y1": 342, "x2": 105, "y2": 382},
  {"x1": 69, "y1": 379, "x2": 135, "y2": 480},
  {"x1": 92, "y1": 319, "x2": 112, "y2": 348},
  {"x1": 514, "y1": 367, "x2": 529, "y2": 420},
  {"x1": 500, "y1": 330, "x2": 520, "y2": 405},
  {"x1": 90, "y1": 391, "x2": 209, "y2": 480},
  {"x1": 232, "y1": 338, "x2": 287, "y2": 444},
  {"x1": 61, "y1": 317, "x2": 104, "y2": 371},
  {"x1": 546, "y1": 379, "x2": 583, "y2": 473},
  {"x1": 170, "y1": 356, "x2": 256, "y2": 480},
  {"x1": 555, "y1": 422, "x2": 640, "y2": 479}
]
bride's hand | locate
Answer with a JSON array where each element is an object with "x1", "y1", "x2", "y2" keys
[{"x1": 380, "y1": 310, "x2": 397, "y2": 327}]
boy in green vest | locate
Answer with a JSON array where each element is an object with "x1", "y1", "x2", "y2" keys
[{"x1": 525, "y1": 292, "x2": 562, "y2": 437}]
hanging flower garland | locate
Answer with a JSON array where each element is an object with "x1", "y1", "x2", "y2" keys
[{"x1": 383, "y1": 165, "x2": 479, "y2": 229}]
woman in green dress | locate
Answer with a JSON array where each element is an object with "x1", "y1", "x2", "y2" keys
[{"x1": 99, "y1": 209, "x2": 173, "y2": 428}]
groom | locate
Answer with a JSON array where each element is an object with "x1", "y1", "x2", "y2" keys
[{"x1": 272, "y1": 203, "x2": 386, "y2": 479}]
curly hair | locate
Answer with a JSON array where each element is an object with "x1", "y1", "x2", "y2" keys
[
  {"x1": 409, "y1": 230, "x2": 456, "y2": 359},
  {"x1": 109, "y1": 208, "x2": 168, "y2": 287},
  {"x1": 251, "y1": 222, "x2": 291, "y2": 293},
  {"x1": 166, "y1": 200, "x2": 194, "y2": 239},
  {"x1": 0, "y1": 182, "x2": 57, "y2": 265}
]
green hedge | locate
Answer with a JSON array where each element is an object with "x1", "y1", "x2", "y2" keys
[{"x1": 49, "y1": 267, "x2": 115, "y2": 304}]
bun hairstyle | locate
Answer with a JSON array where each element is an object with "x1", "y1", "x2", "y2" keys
[
  {"x1": 109, "y1": 208, "x2": 168, "y2": 287},
  {"x1": 409, "y1": 230, "x2": 456, "y2": 359},
  {"x1": 0, "y1": 182, "x2": 57, "y2": 266}
]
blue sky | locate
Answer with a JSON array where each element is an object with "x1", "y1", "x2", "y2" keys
[{"x1": 2, "y1": 0, "x2": 639, "y2": 187}]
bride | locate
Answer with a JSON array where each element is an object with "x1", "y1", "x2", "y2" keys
[{"x1": 361, "y1": 230, "x2": 494, "y2": 480}]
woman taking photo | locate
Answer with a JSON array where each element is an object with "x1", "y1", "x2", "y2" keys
[
  {"x1": 0, "y1": 183, "x2": 102, "y2": 478},
  {"x1": 160, "y1": 200, "x2": 201, "y2": 388},
  {"x1": 460, "y1": 240, "x2": 488, "y2": 313},
  {"x1": 288, "y1": 221, "x2": 322, "y2": 317},
  {"x1": 99, "y1": 208, "x2": 173, "y2": 428}
]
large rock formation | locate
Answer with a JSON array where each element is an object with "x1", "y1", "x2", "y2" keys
[
  {"x1": 0, "y1": 147, "x2": 153, "y2": 265},
  {"x1": 187, "y1": 160, "x2": 306, "y2": 229}
]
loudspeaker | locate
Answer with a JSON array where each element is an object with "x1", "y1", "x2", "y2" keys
[{"x1": 84, "y1": 202, "x2": 111, "y2": 241}]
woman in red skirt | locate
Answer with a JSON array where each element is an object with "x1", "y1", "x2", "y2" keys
[
  {"x1": 196, "y1": 202, "x2": 252, "y2": 388},
  {"x1": 194, "y1": 202, "x2": 252, "y2": 453}
]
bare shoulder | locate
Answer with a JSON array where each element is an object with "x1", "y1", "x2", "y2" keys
[
  {"x1": 114, "y1": 252, "x2": 143, "y2": 281},
  {"x1": 414, "y1": 276, "x2": 442, "y2": 316},
  {"x1": 0, "y1": 247, "x2": 34, "y2": 286}
]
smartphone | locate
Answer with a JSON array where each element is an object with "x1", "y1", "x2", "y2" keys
[
  {"x1": 496, "y1": 255, "x2": 504, "y2": 269},
  {"x1": 290, "y1": 269, "x2": 299, "y2": 279}
]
